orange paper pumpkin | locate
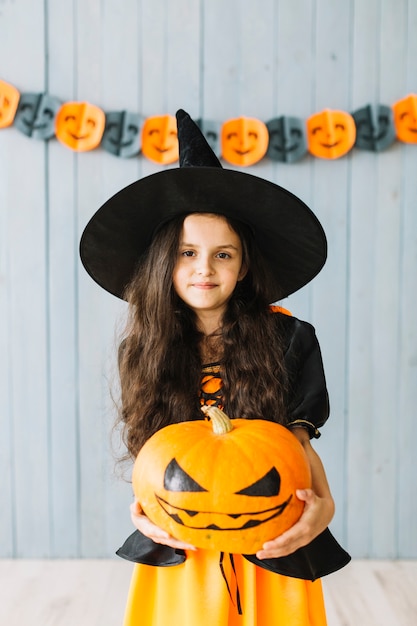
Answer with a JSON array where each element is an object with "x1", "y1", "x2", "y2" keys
[
  {"x1": 221, "y1": 117, "x2": 269, "y2": 166},
  {"x1": 55, "y1": 101, "x2": 105, "y2": 151},
  {"x1": 133, "y1": 406, "x2": 311, "y2": 554},
  {"x1": 307, "y1": 109, "x2": 356, "y2": 159},
  {"x1": 392, "y1": 94, "x2": 417, "y2": 143},
  {"x1": 0, "y1": 79, "x2": 20, "y2": 128},
  {"x1": 141, "y1": 114, "x2": 179, "y2": 164}
]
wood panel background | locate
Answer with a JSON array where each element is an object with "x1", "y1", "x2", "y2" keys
[{"x1": 0, "y1": 0, "x2": 416, "y2": 558}]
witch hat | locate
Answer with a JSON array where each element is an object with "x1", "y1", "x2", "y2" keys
[{"x1": 79, "y1": 109, "x2": 327, "y2": 301}]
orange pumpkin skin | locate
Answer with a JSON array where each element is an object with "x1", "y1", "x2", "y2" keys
[
  {"x1": 307, "y1": 109, "x2": 356, "y2": 159},
  {"x1": 392, "y1": 94, "x2": 417, "y2": 143},
  {"x1": 0, "y1": 79, "x2": 20, "y2": 128},
  {"x1": 133, "y1": 408, "x2": 311, "y2": 554},
  {"x1": 55, "y1": 101, "x2": 105, "y2": 151},
  {"x1": 221, "y1": 117, "x2": 269, "y2": 166},
  {"x1": 141, "y1": 114, "x2": 179, "y2": 164}
]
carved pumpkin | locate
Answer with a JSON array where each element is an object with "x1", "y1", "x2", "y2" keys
[
  {"x1": 55, "y1": 101, "x2": 105, "y2": 151},
  {"x1": 0, "y1": 79, "x2": 20, "y2": 129},
  {"x1": 307, "y1": 109, "x2": 356, "y2": 159},
  {"x1": 392, "y1": 94, "x2": 417, "y2": 143},
  {"x1": 133, "y1": 406, "x2": 311, "y2": 554},
  {"x1": 221, "y1": 117, "x2": 269, "y2": 166},
  {"x1": 141, "y1": 114, "x2": 179, "y2": 164}
]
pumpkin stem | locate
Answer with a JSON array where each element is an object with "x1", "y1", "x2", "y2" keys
[{"x1": 201, "y1": 405, "x2": 234, "y2": 434}]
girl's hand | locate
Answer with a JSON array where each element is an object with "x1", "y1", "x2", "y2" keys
[
  {"x1": 255, "y1": 487, "x2": 334, "y2": 559},
  {"x1": 257, "y1": 427, "x2": 335, "y2": 560},
  {"x1": 130, "y1": 500, "x2": 197, "y2": 551}
]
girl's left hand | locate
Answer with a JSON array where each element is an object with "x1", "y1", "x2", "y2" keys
[{"x1": 256, "y1": 487, "x2": 334, "y2": 560}]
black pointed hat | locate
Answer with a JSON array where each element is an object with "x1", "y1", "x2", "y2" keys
[{"x1": 80, "y1": 109, "x2": 327, "y2": 301}]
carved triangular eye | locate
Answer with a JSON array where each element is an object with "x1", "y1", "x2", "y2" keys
[
  {"x1": 164, "y1": 458, "x2": 208, "y2": 492},
  {"x1": 235, "y1": 467, "x2": 281, "y2": 497}
]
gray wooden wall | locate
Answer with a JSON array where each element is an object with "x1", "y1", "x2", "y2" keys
[{"x1": 0, "y1": 0, "x2": 416, "y2": 559}]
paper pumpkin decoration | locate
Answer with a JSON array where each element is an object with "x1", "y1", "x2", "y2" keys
[
  {"x1": 0, "y1": 79, "x2": 20, "y2": 129},
  {"x1": 55, "y1": 101, "x2": 105, "y2": 151},
  {"x1": 141, "y1": 114, "x2": 179, "y2": 164},
  {"x1": 102, "y1": 111, "x2": 142, "y2": 158},
  {"x1": 307, "y1": 109, "x2": 356, "y2": 159},
  {"x1": 266, "y1": 116, "x2": 307, "y2": 163},
  {"x1": 197, "y1": 118, "x2": 221, "y2": 157},
  {"x1": 133, "y1": 405, "x2": 311, "y2": 554},
  {"x1": 14, "y1": 92, "x2": 61, "y2": 140},
  {"x1": 352, "y1": 104, "x2": 396, "y2": 152},
  {"x1": 221, "y1": 117, "x2": 269, "y2": 166},
  {"x1": 392, "y1": 94, "x2": 417, "y2": 143}
]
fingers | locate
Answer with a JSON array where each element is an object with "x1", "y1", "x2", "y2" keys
[
  {"x1": 256, "y1": 490, "x2": 329, "y2": 559},
  {"x1": 130, "y1": 500, "x2": 196, "y2": 551}
]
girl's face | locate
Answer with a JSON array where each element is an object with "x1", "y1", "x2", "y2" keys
[{"x1": 173, "y1": 213, "x2": 247, "y2": 332}]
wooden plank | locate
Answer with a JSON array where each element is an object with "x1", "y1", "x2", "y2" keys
[
  {"x1": 0, "y1": 2, "x2": 20, "y2": 553},
  {"x1": 202, "y1": 0, "x2": 242, "y2": 120},
  {"x1": 75, "y1": 0, "x2": 116, "y2": 557},
  {"x1": 0, "y1": 0, "x2": 51, "y2": 557},
  {"x1": 306, "y1": 0, "x2": 353, "y2": 546},
  {"x1": 323, "y1": 560, "x2": 417, "y2": 626},
  {"x1": 397, "y1": 0, "x2": 417, "y2": 558},
  {"x1": 368, "y1": 0, "x2": 407, "y2": 557},
  {"x1": 0, "y1": 559, "x2": 416, "y2": 626},
  {"x1": 0, "y1": 111, "x2": 14, "y2": 558},
  {"x1": 274, "y1": 0, "x2": 316, "y2": 320},
  {"x1": 346, "y1": 0, "x2": 380, "y2": 557},
  {"x1": 98, "y1": 0, "x2": 144, "y2": 557},
  {"x1": 236, "y1": 0, "x2": 275, "y2": 184},
  {"x1": 46, "y1": 0, "x2": 80, "y2": 558},
  {"x1": 0, "y1": 559, "x2": 132, "y2": 626}
]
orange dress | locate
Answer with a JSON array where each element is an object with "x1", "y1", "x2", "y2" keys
[{"x1": 119, "y1": 316, "x2": 350, "y2": 625}]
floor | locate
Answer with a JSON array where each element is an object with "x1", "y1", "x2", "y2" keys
[{"x1": 0, "y1": 558, "x2": 415, "y2": 625}]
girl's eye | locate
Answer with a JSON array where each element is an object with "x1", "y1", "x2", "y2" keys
[
  {"x1": 217, "y1": 252, "x2": 230, "y2": 259},
  {"x1": 181, "y1": 250, "x2": 195, "y2": 257}
]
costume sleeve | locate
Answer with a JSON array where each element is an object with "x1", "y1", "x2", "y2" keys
[
  {"x1": 116, "y1": 530, "x2": 186, "y2": 567},
  {"x1": 283, "y1": 318, "x2": 330, "y2": 438}
]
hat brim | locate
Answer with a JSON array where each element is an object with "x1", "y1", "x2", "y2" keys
[{"x1": 79, "y1": 167, "x2": 327, "y2": 301}]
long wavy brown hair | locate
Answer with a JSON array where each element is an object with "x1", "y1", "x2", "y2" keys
[{"x1": 117, "y1": 213, "x2": 289, "y2": 459}]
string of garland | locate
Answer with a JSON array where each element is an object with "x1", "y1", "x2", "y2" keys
[{"x1": 1, "y1": 79, "x2": 416, "y2": 166}]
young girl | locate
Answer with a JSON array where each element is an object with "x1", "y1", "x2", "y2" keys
[{"x1": 80, "y1": 109, "x2": 350, "y2": 625}]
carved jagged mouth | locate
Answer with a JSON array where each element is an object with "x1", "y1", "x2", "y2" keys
[{"x1": 155, "y1": 493, "x2": 292, "y2": 531}]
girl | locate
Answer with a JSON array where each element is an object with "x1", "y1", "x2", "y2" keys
[{"x1": 80, "y1": 109, "x2": 350, "y2": 625}]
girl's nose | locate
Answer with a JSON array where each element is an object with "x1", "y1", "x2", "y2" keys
[{"x1": 196, "y1": 255, "x2": 214, "y2": 276}]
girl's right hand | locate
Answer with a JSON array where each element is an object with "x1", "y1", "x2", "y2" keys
[{"x1": 130, "y1": 500, "x2": 197, "y2": 551}]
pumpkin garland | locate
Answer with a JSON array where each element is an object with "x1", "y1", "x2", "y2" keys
[
  {"x1": 1, "y1": 79, "x2": 417, "y2": 161},
  {"x1": 132, "y1": 405, "x2": 311, "y2": 554}
]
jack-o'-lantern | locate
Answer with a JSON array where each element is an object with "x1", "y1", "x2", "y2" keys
[
  {"x1": 352, "y1": 104, "x2": 395, "y2": 152},
  {"x1": 14, "y1": 92, "x2": 61, "y2": 140},
  {"x1": 141, "y1": 114, "x2": 179, "y2": 164},
  {"x1": 55, "y1": 101, "x2": 105, "y2": 151},
  {"x1": 102, "y1": 111, "x2": 142, "y2": 158},
  {"x1": 307, "y1": 109, "x2": 356, "y2": 159},
  {"x1": 266, "y1": 116, "x2": 307, "y2": 163},
  {"x1": 133, "y1": 406, "x2": 311, "y2": 554},
  {"x1": 221, "y1": 117, "x2": 269, "y2": 166},
  {"x1": 0, "y1": 79, "x2": 20, "y2": 128},
  {"x1": 392, "y1": 94, "x2": 417, "y2": 143}
]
